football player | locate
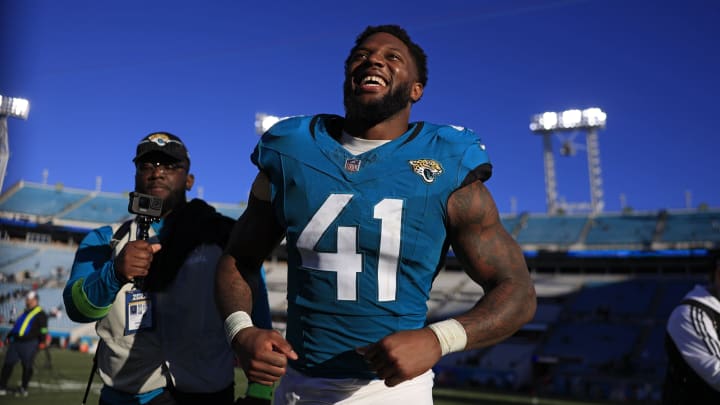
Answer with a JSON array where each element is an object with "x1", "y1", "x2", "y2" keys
[{"x1": 216, "y1": 24, "x2": 536, "y2": 404}]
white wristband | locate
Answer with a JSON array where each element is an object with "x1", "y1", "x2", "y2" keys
[
  {"x1": 224, "y1": 311, "x2": 254, "y2": 344},
  {"x1": 428, "y1": 318, "x2": 467, "y2": 356}
]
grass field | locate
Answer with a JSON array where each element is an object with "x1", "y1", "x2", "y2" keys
[
  {"x1": 1, "y1": 348, "x2": 103, "y2": 405},
  {"x1": 0, "y1": 348, "x2": 611, "y2": 405}
]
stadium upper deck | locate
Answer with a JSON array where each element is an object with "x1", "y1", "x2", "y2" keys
[{"x1": 1, "y1": 180, "x2": 718, "y2": 252}]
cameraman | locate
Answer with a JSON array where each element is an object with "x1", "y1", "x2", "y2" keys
[{"x1": 64, "y1": 132, "x2": 272, "y2": 405}]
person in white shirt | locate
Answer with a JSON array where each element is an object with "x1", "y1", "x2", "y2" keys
[{"x1": 663, "y1": 254, "x2": 720, "y2": 404}]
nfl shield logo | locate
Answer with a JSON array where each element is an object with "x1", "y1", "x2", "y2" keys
[{"x1": 345, "y1": 158, "x2": 362, "y2": 172}]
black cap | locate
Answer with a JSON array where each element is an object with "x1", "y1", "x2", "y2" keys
[{"x1": 133, "y1": 132, "x2": 190, "y2": 163}]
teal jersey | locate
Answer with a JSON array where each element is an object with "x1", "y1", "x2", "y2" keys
[{"x1": 252, "y1": 114, "x2": 491, "y2": 378}]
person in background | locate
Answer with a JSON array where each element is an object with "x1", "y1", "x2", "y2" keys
[
  {"x1": 64, "y1": 132, "x2": 273, "y2": 405},
  {"x1": 0, "y1": 290, "x2": 48, "y2": 397},
  {"x1": 663, "y1": 254, "x2": 720, "y2": 403},
  {"x1": 216, "y1": 24, "x2": 536, "y2": 404}
]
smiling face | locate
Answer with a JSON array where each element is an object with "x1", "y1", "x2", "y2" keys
[
  {"x1": 343, "y1": 32, "x2": 424, "y2": 125},
  {"x1": 134, "y1": 151, "x2": 194, "y2": 215}
]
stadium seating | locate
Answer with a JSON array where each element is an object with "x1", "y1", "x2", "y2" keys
[
  {"x1": 585, "y1": 213, "x2": 658, "y2": 245},
  {"x1": 500, "y1": 215, "x2": 524, "y2": 237},
  {"x1": 661, "y1": 211, "x2": 720, "y2": 243},
  {"x1": 210, "y1": 202, "x2": 248, "y2": 220},
  {"x1": 569, "y1": 278, "x2": 658, "y2": 318},
  {"x1": 0, "y1": 242, "x2": 75, "y2": 279},
  {"x1": 632, "y1": 323, "x2": 668, "y2": 377},
  {"x1": 654, "y1": 278, "x2": 700, "y2": 316},
  {"x1": 0, "y1": 243, "x2": 38, "y2": 268},
  {"x1": 36, "y1": 287, "x2": 78, "y2": 333},
  {"x1": 532, "y1": 302, "x2": 563, "y2": 324},
  {"x1": 515, "y1": 215, "x2": 588, "y2": 245},
  {"x1": 59, "y1": 193, "x2": 132, "y2": 224},
  {"x1": 539, "y1": 321, "x2": 641, "y2": 366},
  {"x1": 0, "y1": 182, "x2": 90, "y2": 218}
]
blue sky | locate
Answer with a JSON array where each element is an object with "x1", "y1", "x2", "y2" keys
[{"x1": 2, "y1": 0, "x2": 719, "y2": 215}]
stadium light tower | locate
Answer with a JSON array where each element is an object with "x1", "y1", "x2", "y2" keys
[
  {"x1": 0, "y1": 95, "x2": 31, "y2": 193},
  {"x1": 530, "y1": 107, "x2": 606, "y2": 215}
]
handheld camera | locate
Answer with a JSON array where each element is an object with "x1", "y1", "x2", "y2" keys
[
  {"x1": 129, "y1": 192, "x2": 163, "y2": 218},
  {"x1": 128, "y1": 192, "x2": 163, "y2": 289}
]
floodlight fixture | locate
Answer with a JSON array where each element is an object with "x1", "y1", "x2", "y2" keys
[
  {"x1": 0, "y1": 95, "x2": 30, "y2": 120},
  {"x1": 529, "y1": 107, "x2": 606, "y2": 132},
  {"x1": 0, "y1": 95, "x2": 31, "y2": 193},
  {"x1": 254, "y1": 112, "x2": 290, "y2": 135},
  {"x1": 529, "y1": 107, "x2": 606, "y2": 215}
]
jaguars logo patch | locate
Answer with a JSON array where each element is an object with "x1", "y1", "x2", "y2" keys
[
  {"x1": 409, "y1": 159, "x2": 443, "y2": 183},
  {"x1": 147, "y1": 133, "x2": 172, "y2": 146}
]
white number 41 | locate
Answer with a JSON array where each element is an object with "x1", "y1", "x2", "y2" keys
[{"x1": 296, "y1": 194, "x2": 403, "y2": 302}]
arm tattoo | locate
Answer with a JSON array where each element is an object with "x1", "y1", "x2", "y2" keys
[{"x1": 446, "y1": 180, "x2": 537, "y2": 349}]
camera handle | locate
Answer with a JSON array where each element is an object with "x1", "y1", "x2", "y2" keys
[{"x1": 134, "y1": 214, "x2": 158, "y2": 290}]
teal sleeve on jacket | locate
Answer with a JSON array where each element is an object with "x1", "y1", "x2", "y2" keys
[{"x1": 63, "y1": 226, "x2": 123, "y2": 323}]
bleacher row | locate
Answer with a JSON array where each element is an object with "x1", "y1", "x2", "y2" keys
[
  {"x1": 0, "y1": 181, "x2": 247, "y2": 231},
  {"x1": 0, "y1": 239, "x2": 78, "y2": 337},
  {"x1": 433, "y1": 274, "x2": 705, "y2": 401},
  {"x1": 2, "y1": 181, "x2": 720, "y2": 251},
  {"x1": 502, "y1": 211, "x2": 720, "y2": 249}
]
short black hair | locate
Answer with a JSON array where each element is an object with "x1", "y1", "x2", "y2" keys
[{"x1": 345, "y1": 24, "x2": 428, "y2": 88}]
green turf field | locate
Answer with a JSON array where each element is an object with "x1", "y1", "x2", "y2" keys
[
  {"x1": 1, "y1": 348, "x2": 103, "y2": 404},
  {"x1": 0, "y1": 348, "x2": 611, "y2": 405}
]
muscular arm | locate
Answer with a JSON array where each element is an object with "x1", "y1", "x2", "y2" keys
[
  {"x1": 447, "y1": 180, "x2": 536, "y2": 349},
  {"x1": 216, "y1": 173, "x2": 285, "y2": 319},
  {"x1": 215, "y1": 172, "x2": 297, "y2": 385},
  {"x1": 360, "y1": 180, "x2": 536, "y2": 387}
]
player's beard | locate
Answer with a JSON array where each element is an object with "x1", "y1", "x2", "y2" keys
[{"x1": 343, "y1": 78, "x2": 412, "y2": 126}]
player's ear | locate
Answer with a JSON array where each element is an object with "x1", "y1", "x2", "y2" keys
[
  {"x1": 185, "y1": 173, "x2": 195, "y2": 191},
  {"x1": 410, "y1": 82, "x2": 424, "y2": 103}
]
